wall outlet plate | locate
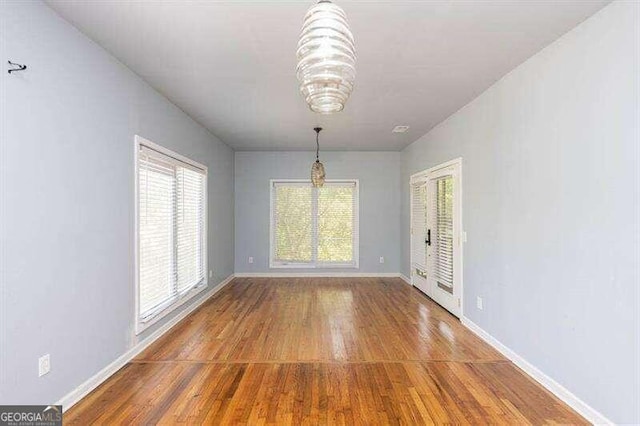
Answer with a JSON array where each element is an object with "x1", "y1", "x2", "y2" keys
[
  {"x1": 379, "y1": 256, "x2": 385, "y2": 264},
  {"x1": 476, "y1": 296, "x2": 483, "y2": 310},
  {"x1": 38, "y1": 354, "x2": 50, "y2": 377},
  {"x1": 248, "y1": 257, "x2": 254, "y2": 264}
]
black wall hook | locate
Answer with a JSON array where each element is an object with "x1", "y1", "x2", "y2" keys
[{"x1": 8, "y1": 61, "x2": 27, "y2": 74}]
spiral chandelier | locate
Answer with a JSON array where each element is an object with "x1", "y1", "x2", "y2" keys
[{"x1": 296, "y1": 0, "x2": 356, "y2": 114}]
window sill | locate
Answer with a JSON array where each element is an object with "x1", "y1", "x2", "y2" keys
[{"x1": 135, "y1": 282, "x2": 207, "y2": 335}]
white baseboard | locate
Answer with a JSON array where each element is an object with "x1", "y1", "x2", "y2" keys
[
  {"x1": 57, "y1": 274, "x2": 235, "y2": 412},
  {"x1": 399, "y1": 273, "x2": 411, "y2": 285},
  {"x1": 461, "y1": 317, "x2": 612, "y2": 425},
  {"x1": 233, "y1": 272, "x2": 403, "y2": 278}
]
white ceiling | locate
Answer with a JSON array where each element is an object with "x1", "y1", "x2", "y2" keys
[{"x1": 46, "y1": 0, "x2": 610, "y2": 151}]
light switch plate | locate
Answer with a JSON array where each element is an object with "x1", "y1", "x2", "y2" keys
[{"x1": 39, "y1": 354, "x2": 50, "y2": 377}]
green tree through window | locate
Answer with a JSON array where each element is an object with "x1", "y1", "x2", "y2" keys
[{"x1": 272, "y1": 181, "x2": 357, "y2": 267}]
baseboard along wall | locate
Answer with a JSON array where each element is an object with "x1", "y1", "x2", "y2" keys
[
  {"x1": 461, "y1": 317, "x2": 612, "y2": 425},
  {"x1": 56, "y1": 274, "x2": 235, "y2": 412}
]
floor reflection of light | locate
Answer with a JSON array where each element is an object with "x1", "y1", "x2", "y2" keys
[
  {"x1": 438, "y1": 321, "x2": 455, "y2": 344},
  {"x1": 329, "y1": 319, "x2": 347, "y2": 359},
  {"x1": 416, "y1": 303, "x2": 434, "y2": 358},
  {"x1": 418, "y1": 304, "x2": 431, "y2": 340},
  {"x1": 319, "y1": 288, "x2": 354, "y2": 360}
]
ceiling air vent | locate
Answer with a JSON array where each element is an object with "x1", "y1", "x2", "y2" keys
[{"x1": 392, "y1": 126, "x2": 410, "y2": 133}]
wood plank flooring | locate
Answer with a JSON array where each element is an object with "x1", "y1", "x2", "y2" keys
[{"x1": 66, "y1": 277, "x2": 586, "y2": 425}]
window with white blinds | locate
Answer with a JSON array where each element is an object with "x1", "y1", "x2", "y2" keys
[
  {"x1": 432, "y1": 176, "x2": 454, "y2": 291},
  {"x1": 136, "y1": 138, "x2": 207, "y2": 331},
  {"x1": 271, "y1": 180, "x2": 358, "y2": 268}
]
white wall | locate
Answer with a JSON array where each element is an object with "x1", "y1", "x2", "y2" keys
[
  {"x1": 235, "y1": 151, "x2": 402, "y2": 274},
  {"x1": 400, "y1": 2, "x2": 639, "y2": 423},
  {"x1": 0, "y1": 1, "x2": 234, "y2": 404}
]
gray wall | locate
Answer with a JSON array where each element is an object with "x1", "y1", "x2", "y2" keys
[
  {"x1": 0, "y1": 1, "x2": 234, "y2": 405},
  {"x1": 400, "y1": 2, "x2": 639, "y2": 423},
  {"x1": 235, "y1": 151, "x2": 401, "y2": 274}
]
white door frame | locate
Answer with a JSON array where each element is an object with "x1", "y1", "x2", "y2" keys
[{"x1": 409, "y1": 157, "x2": 464, "y2": 317}]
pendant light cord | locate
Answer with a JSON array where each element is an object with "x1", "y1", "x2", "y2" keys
[{"x1": 314, "y1": 127, "x2": 322, "y2": 161}]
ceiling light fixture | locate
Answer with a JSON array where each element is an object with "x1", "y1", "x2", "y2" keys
[
  {"x1": 296, "y1": 0, "x2": 356, "y2": 114},
  {"x1": 311, "y1": 127, "x2": 326, "y2": 187}
]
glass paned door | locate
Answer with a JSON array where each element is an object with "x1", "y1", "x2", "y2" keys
[{"x1": 411, "y1": 159, "x2": 462, "y2": 318}]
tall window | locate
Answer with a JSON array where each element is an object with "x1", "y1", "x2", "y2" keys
[
  {"x1": 270, "y1": 180, "x2": 358, "y2": 268},
  {"x1": 136, "y1": 136, "x2": 207, "y2": 332}
]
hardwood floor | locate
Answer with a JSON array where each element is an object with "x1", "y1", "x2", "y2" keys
[{"x1": 66, "y1": 278, "x2": 586, "y2": 425}]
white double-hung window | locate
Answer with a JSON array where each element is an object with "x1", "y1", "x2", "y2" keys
[
  {"x1": 135, "y1": 136, "x2": 207, "y2": 333},
  {"x1": 270, "y1": 180, "x2": 359, "y2": 268}
]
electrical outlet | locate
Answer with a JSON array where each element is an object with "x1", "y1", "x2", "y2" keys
[
  {"x1": 248, "y1": 257, "x2": 254, "y2": 264},
  {"x1": 379, "y1": 256, "x2": 385, "y2": 264},
  {"x1": 38, "y1": 354, "x2": 50, "y2": 377},
  {"x1": 209, "y1": 270, "x2": 213, "y2": 278},
  {"x1": 476, "y1": 296, "x2": 483, "y2": 310}
]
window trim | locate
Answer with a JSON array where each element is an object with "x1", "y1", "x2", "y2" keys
[
  {"x1": 134, "y1": 135, "x2": 208, "y2": 335},
  {"x1": 269, "y1": 179, "x2": 359, "y2": 269}
]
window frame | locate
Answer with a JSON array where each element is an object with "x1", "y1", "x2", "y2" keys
[
  {"x1": 134, "y1": 135, "x2": 208, "y2": 335},
  {"x1": 269, "y1": 179, "x2": 359, "y2": 269}
]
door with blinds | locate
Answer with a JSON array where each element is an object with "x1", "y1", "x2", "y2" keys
[
  {"x1": 410, "y1": 159, "x2": 462, "y2": 317},
  {"x1": 410, "y1": 177, "x2": 429, "y2": 295}
]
